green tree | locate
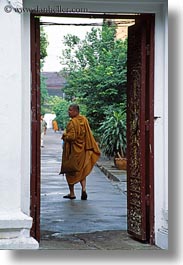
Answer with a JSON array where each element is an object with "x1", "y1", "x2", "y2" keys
[
  {"x1": 51, "y1": 97, "x2": 70, "y2": 129},
  {"x1": 46, "y1": 96, "x2": 88, "y2": 130},
  {"x1": 40, "y1": 75, "x2": 48, "y2": 114},
  {"x1": 60, "y1": 23, "x2": 127, "y2": 132},
  {"x1": 40, "y1": 26, "x2": 49, "y2": 114},
  {"x1": 40, "y1": 26, "x2": 49, "y2": 64}
]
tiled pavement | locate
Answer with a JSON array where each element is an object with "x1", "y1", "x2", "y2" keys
[{"x1": 40, "y1": 129, "x2": 160, "y2": 250}]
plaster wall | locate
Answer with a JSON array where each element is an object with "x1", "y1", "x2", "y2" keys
[
  {"x1": 0, "y1": 0, "x2": 22, "y2": 214},
  {"x1": 0, "y1": 0, "x2": 38, "y2": 249}
]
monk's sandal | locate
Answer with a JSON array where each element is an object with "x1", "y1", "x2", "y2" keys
[{"x1": 81, "y1": 191, "x2": 87, "y2": 200}]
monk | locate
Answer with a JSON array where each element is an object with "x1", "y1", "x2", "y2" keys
[{"x1": 60, "y1": 104, "x2": 100, "y2": 200}]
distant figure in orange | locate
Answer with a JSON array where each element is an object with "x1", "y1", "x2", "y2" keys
[{"x1": 52, "y1": 119, "x2": 59, "y2": 132}]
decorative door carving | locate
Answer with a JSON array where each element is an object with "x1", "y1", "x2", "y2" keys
[{"x1": 127, "y1": 15, "x2": 155, "y2": 242}]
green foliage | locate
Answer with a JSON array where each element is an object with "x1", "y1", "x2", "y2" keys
[
  {"x1": 60, "y1": 23, "x2": 127, "y2": 132},
  {"x1": 40, "y1": 26, "x2": 49, "y2": 64},
  {"x1": 40, "y1": 74, "x2": 48, "y2": 115},
  {"x1": 43, "y1": 95, "x2": 88, "y2": 130},
  {"x1": 46, "y1": 97, "x2": 70, "y2": 130},
  {"x1": 58, "y1": 22, "x2": 127, "y2": 156},
  {"x1": 40, "y1": 26, "x2": 49, "y2": 114},
  {"x1": 98, "y1": 103, "x2": 127, "y2": 158}
]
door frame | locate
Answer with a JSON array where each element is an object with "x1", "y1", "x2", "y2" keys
[
  {"x1": 127, "y1": 15, "x2": 155, "y2": 244},
  {"x1": 30, "y1": 12, "x2": 155, "y2": 243},
  {"x1": 30, "y1": 15, "x2": 41, "y2": 241}
]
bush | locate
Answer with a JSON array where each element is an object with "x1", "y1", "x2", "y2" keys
[{"x1": 98, "y1": 103, "x2": 126, "y2": 158}]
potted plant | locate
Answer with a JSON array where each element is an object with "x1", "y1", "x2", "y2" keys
[{"x1": 98, "y1": 107, "x2": 127, "y2": 170}]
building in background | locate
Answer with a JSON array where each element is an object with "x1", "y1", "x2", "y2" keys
[
  {"x1": 42, "y1": 71, "x2": 66, "y2": 98},
  {"x1": 104, "y1": 18, "x2": 135, "y2": 40}
]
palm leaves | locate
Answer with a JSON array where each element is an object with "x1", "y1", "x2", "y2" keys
[{"x1": 98, "y1": 109, "x2": 126, "y2": 158}]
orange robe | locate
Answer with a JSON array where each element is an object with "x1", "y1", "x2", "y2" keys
[
  {"x1": 52, "y1": 120, "x2": 59, "y2": 131},
  {"x1": 60, "y1": 115, "x2": 100, "y2": 185}
]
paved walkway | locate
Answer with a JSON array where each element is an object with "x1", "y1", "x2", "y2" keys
[{"x1": 40, "y1": 129, "x2": 159, "y2": 250}]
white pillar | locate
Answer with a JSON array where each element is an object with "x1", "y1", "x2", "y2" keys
[
  {"x1": 0, "y1": 0, "x2": 38, "y2": 249},
  {"x1": 154, "y1": 4, "x2": 168, "y2": 250}
]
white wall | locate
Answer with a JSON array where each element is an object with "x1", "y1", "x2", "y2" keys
[
  {"x1": 0, "y1": 0, "x2": 38, "y2": 249},
  {"x1": 154, "y1": 3, "x2": 168, "y2": 249},
  {"x1": 0, "y1": 0, "x2": 22, "y2": 213},
  {"x1": 21, "y1": 11, "x2": 31, "y2": 215},
  {"x1": 24, "y1": 0, "x2": 165, "y2": 13}
]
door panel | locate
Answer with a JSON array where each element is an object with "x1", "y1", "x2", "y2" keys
[
  {"x1": 127, "y1": 16, "x2": 154, "y2": 242},
  {"x1": 30, "y1": 15, "x2": 41, "y2": 242}
]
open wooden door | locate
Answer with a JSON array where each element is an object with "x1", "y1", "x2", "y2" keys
[
  {"x1": 30, "y1": 15, "x2": 41, "y2": 242},
  {"x1": 127, "y1": 15, "x2": 155, "y2": 243}
]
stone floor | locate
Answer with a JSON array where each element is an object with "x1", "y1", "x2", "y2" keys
[{"x1": 39, "y1": 129, "x2": 160, "y2": 250}]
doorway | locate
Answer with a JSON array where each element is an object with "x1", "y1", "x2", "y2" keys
[{"x1": 30, "y1": 12, "x2": 155, "y2": 244}]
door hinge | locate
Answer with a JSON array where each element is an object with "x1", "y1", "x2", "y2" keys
[
  {"x1": 145, "y1": 119, "x2": 150, "y2": 131},
  {"x1": 145, "y1": 194, "x2": 150, "y2": 206},
  {"x1": 146, "y1": 44, "x2": 150, "y2": 56},
  {"x1": 149, "y1": 143, "x2": 152, "y2": 153}
]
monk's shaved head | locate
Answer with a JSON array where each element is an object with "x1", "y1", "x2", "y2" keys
[
  {"x1": 69, "y1": 104, "x2": 80, "y2": 113},
  {"x1": 68, "y1": 104, "x2": 80, "y2": 118}
]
